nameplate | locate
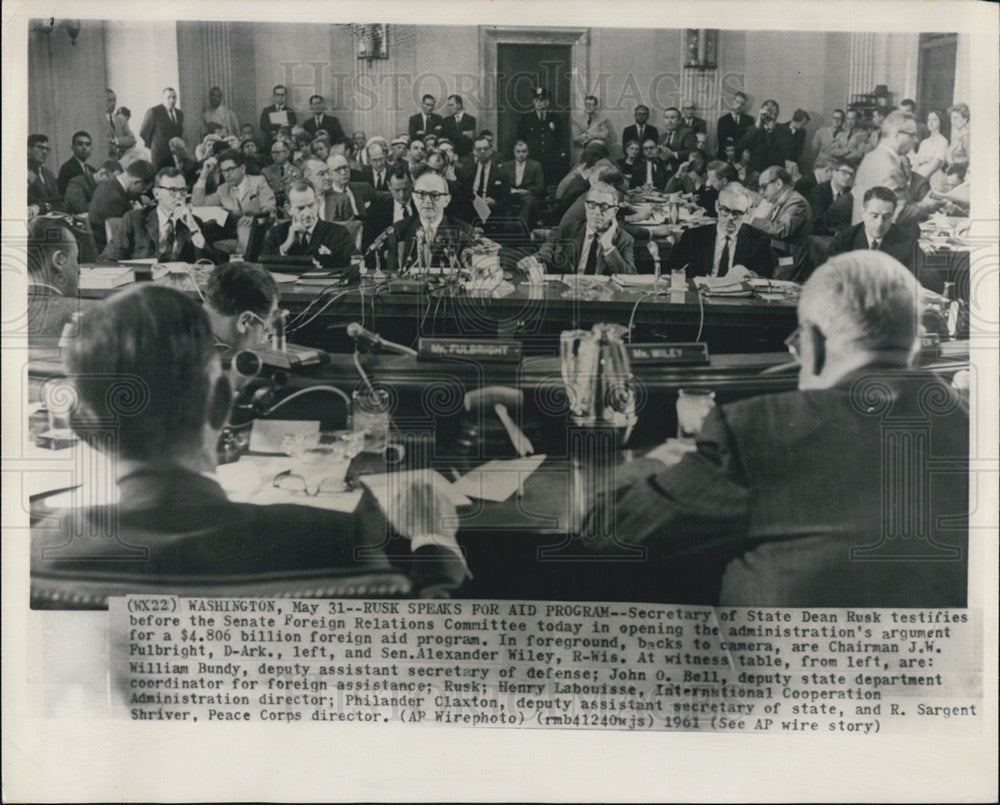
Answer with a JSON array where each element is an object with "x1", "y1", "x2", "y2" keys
[
  {"x1": 417, "y1": 339, "x2": 522, "y2": 362},
  {"x1": 626, "y1": 342, "x2": 710, "y2": 365}
]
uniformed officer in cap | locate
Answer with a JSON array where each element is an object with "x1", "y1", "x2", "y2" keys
[{"x1": 517, "y1": 86, "x2": 566, "y2": 187}]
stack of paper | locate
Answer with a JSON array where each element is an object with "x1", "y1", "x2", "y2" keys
[{"x1": 78, "y1": 267, "x2": 134, "y2": 290}]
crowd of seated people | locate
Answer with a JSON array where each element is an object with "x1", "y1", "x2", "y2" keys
[{"x1": 27, "y1": 80, "x2": 971, "y2": 280}]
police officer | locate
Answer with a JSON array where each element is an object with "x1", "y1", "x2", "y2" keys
[{"x1": 517, "y1": 87, "x2": 566, "y2": 187}]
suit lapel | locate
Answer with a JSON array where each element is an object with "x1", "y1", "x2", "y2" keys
[{"x1": 145, "y1": 208, "x2": 161, "y2": 255}]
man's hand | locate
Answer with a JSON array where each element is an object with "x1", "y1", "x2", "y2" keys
[
  {"x1": 281, "y1": 221, "x2": 307, "y2": 253},
  {"x1": 727, "y1": 264, "x2": 758, "y2": 281},
  {"x1": 200, "y1": 157, "x2": 218, "y2": 178},
  {"x1": 384, "y1": 479, "x2": 461, "y2": 554}
]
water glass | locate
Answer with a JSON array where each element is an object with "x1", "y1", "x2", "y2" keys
[{"x1": 676, "y1": 389, "x2": 716, "y2": 444}]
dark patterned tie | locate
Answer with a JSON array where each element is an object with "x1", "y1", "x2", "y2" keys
[
  {"x1": 583, "y1": 235, "x2": 599, "y2": 274},
  {"x1": 718, "y1": 236, "x2": 730, "y2": 276}
]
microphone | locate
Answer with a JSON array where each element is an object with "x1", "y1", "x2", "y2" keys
[
  {"x1": 346, "y1": 322, "x2": 418, "y2": 356},
  {"x1": 365, "y1": 226, "x2": 394, "y2": 255}
]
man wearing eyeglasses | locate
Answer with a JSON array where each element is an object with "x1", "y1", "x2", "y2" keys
[
  {"x1": 665, "y1": 182, "x2": 773, "y2": 279},
  {"x1": 851, "y1": 110, "x2": 943, "y2": 229},
  {"x1": 261, "y1": 139, "x2": 302, "y2": 204},
  {"x1": 100, "y1": 167, "x2": 210, "y2": 262},
  {"x1": 203, "y1": 261, "x2": 279, "y2": 352},
  {"x1": 580, "y1": 250, "x2": 968, "y2": 607},
  {"x1": 522, "y1": 183, "x2": 636, "y2": 276},
  {"x1": 629, "y1": 138, "x2": 668, "y2": 191},
  {"x1": 385, "y1": 168, "x2": 473, "y2": 272},
  {"x1": 455, "y1": 136, "x2": 510, "y2": 227},
  {"x1": 260, "y1": 181, "x2": 357, "y2": 269},
  {"x1": 748, "y1": 166, "x2": 813, "y2": 274},
  {"x1": 194, "y1": 149, "x2": 275, "y2": 256},
  {"x1": 808, "y1": 160, "x2": 855, "y2": 237},
  {"x1": 27, "y1": 134, "x2": 60, "y2": 214}
]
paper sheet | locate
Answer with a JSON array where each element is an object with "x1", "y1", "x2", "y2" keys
[
  {"x1": 473, "y1": 194, "x2": 492, "y2": 222},
  {"x1": 191, "y1": 206, "x2": 231, "y2": 226},
  {"x1": 268, "y1": 110, "x2": 289, "y2": 125},
  {"x1": 216, "y1": 456, "x2": 362, "y2": 512},
  {"x1": 360, "y1": 468, "x2": 472, "y2": 510},
  {"x1": 451, "y1": 454, "x2": 547, "y2": 502}
]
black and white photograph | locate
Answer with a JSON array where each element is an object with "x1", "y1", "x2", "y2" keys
[{"x1": 3, "y1": 0, "x2": 997, "y2": 801}]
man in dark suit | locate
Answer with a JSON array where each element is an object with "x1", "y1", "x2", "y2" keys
[
  {"x1": 364, "y1": 166, "x2": 417, "y2": 262},
  {"x1": 31, "y1": 284, "x2": 468, "y2": 603},
  {"x1": 716, "y1": 91, "x2": 754, "y2": 160},
  {"x1": 259, "y1": 85, "x2": 296, "y2": 150},
  {"x1": 621, "y1": 105, "x2": 659, "y2": 153},
  {"x1": 499, "y1": 139, "x2": 545, "y2": 230},
  {"x1": 64, "y1": 159, "x2": 121, "y2": 215},
  {"x1": 521, "y1": 183, "x2": 636, "y2": 275},
  {"x1": 439, "y1": 94, "x2": 477, "y2": 158},
  {"x1": 27, "y1": 134, "x2": 61, "y2": 213},
  {"x1": 666, "y1": 182, "x2": 774, "y2": 278},
  {"x1": 454, "y1": 136, "x2": 511, "y2": 228},
  {"x1": 828, "y1": 185, "x2": 916, "y2": 271},
  {"x1": 779, "y1": 108, "x2": 811, "y2": 164},
  {"x1": 99, "y1": 167, "x2": 209, "y2": 263},
  {"x1": 658, "y1": 107, "x2": 698, "y2": 171},
  {"x1": 359, "y1": 141, "x2": 390, "y2": 191},
  {"x1": 26, "y1": 215, "x2": 82, "y2": 352},
  {"x1": 260, "y1": 181, "x2": 357, "y2": 268},
  {"x1": 302, "y1": 94, "x2": 346, "y2": 146},
  {"x1": 408, "y1": 94, "x2": 444, "y2": 141},
  {"x1": 680, "y1": 100, "x2": 708, "y2": 136},
  {"x1": 809, "y1": 161, "x2": 855, "y2": 236},
  {"x1": 88, "y1": 159, "x2": 155, "y2": 250},
  {"x1": 579, "y1": 250, "x2": 968, "y2": 607},
  {"x1": 139, "y1": 87, "x2": 185, "y2": 170},
  {"x1": 518, "y1": 87, "x2": 566, "y2": 187},
  {"x1": 737, "y1": 99, "x2": 795, "y2": 173},
  {"x1": 386, "y1": 170, "x2": 475, "y2": 271},
  {"x1": 56, "y1": 131, "x2": 95, "y2": 195},
  {"x1": 630, "y1": 139, "x2": 669, "y2": 191}
]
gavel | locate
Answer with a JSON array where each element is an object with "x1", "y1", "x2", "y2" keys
[{"x1": 455, "y1": 385, "x2": 535, "y2": 459}]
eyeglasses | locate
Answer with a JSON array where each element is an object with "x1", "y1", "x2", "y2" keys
[
  {"x1": 272, "y1": 470, "x2": 349, "y2": 496},
  {"x1": 246, "y1": 310, "x2": 275, "y2": 339},
  {"x1": 584, "y1": 200, "x2": 619, "y2": 214},
  {"x1": 220, "y1": 164, "x2": 241, "y2": 174},
  {"x1": 412, "y1": 190, "x2": 448, "y2": 201},
  {"x1": 717, "y1": 204, "x2": 748, "y2": 217},
  {"x1": 156, "y1": 186, "x2": 187, "y2": 195},
  {"x1": 331, "y1": 164, "x2": 351, "y2": 171},
  {"x1": 784, "y1": 326, "x2": 802, "y2": 361},
  {"x1": 899, "y1": 129, "x2": 918, "y2": 137}
]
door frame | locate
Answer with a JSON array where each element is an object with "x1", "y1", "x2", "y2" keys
[{"x1": 478, "y1": 26, "x2": 590, "y2": 137}]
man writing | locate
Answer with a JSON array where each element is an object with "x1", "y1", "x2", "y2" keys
[
  {"x1": 579, "y1": 250, "x2": 968, "y2": 607},
  {"x1": 64, "y1": 159, "x2": 121, "y2": 215}
]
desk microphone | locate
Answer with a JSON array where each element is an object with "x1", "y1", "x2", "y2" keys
[
  {"x1": 365, "y1": 226, "x2": 394, "y2": 255},
  {"x1": 346, "y1": 322, "x2": 417, "y2": 356}
]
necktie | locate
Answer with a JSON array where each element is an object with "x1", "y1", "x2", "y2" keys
[
  {"x1": 294, "y1": 229, "x2": 306, "y2": 249},
  {"x1": 870, "y1": 239, "x2": 879, "y2": 251},
  {"x1": 316, "y1": 116, "x2": 322, "y2": 127},
  {"x1": 901, "y1": 156, "x2": 912, "y2": 181},
  {"x1": 377, "y1": 171, "x2": 384, "y2": 190},
  {"x1": 637, "y1": 125, "x2": 643, "y2": 140},
  {"x1": 169, "y1": 109, "x2": 176, "y2": 126},
  {"x1": 583, "y1": 235, "x2": 599, "y2": 274},
  {"x1": 718, "y1": 236, "x2": 730, "y2": 276},
  {"x1": 161, "y1": 220, "x2": 175, "y2": 259},
  {"x1": 476, "y1": 164, "x2": 486, "y2": 197},
  {"x1": 401, "y1": 203, "x2": 409, "y2": 218},
  {"x1": 587, "y1": 115, "x2": 593, "y2": 127}
]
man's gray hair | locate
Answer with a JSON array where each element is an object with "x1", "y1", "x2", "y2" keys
[
  {"x1": 800, "y1": 251, "x2": 919, "y2": 352},
  {"x1": 881, "y1": 110, "x2": 915, "y2": 138},
  {"x1": 718, "y1": 181, "x2": 755, "y2": 209}
]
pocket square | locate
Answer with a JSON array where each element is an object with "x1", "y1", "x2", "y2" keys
[{"x1": 318, "y1": 245, "x2": 332, "y2": 255}]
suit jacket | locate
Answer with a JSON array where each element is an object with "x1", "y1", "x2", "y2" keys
[
  {"x1": 518, "y1": 111, "x2": 565, "y2": 180},
  {"x1": 808, "y1": 182, "x2": 854, "y2": 236},
  {"x1": 386, "y1": 214, "x2": 475, "y2": 272},
  {"x1": 779, "y1": 122, "x2": 807, "y2": 163},
  {"x1": 827, "y1": 222, "x2": 915, "y2": 270},
  {"x1": 499, "y1": 158, "x2": 545, "y2": 199},
  {"x1": 737, "y1": 124, "x2": 795, "y2": 172},
  {"x1": 139, "y1": 104, "x2": 185, "y2": 169},
  {"x1": 658, "y1": 125, "x2": 698, "y2": 168},
  {"x1": 193, "y1": 174, "x2": 276, "y2": 216},
  {"x1": 716, "y1": 111, "x2": 755, "y2": 158},
  {"x1": 408, "y1": 111, "x2": 444, "y2": 140},
  {"x1": 365, "y1": 191, "x2": 418, "y2": 254},
  {"x1": 63, "y1": 173, "x2": 98, "y2": 215},
  {"x1": 572, "y1": 113, "x2": 612, "y2": 152},
  {"x1": 28, "y1": 162, "x2": 60, "y2": 211},
  {"x1": 749, "y1": 188, "x2": 813, "y2": 250},
  {"x1": 665, "y1": 223, "x2": 775, "y2": 278},
  {"x1": 681, "y1": 116, "x2": 708, "y2": 136},
  {"x1": 31, "y1": 466, "x2": 466, "y2": 602},
  {"x1": 260, "y1": 218, "x2": 357, "y2": 267},
  {"x1": 831, "y1": 127, "x2": 871, "y2": 167},
  {"x1": 439, "y1": 113, "x2": 477, "y2": 157},
  {"x1": 535, "y1": 219, "x2": 636, "y2": 275},
  {"x1": 57, "y1": 158, "x2": 94, "y2": 196},
  {"x1": 259, "y1": 105, "x2": 297, "y2": 146},
  {"x1": 105, "y1": 110, "x2": 137, "y2": 158},
  {"x1": 621, "y1": 123, "x2": 660, "y2": 149},
  {"x1": 99, "y1": 204, "x2": 205, "y2": 262},
  {"x1": 303, "y1": 113, "x2": 346, "y2": 145},
  {"x1": 261, "y1": 162, "x2": 303, "y2": 197},
  {"x1": 454, "y1": 159, "x2": 511, "y2": 222},
  {"x1": 88, "y1": 177, "x2": 133, "y2": 250},
  {"x1": 581, "y1": 368, "x2": 969, "y2": 607},
  {"x1": 629, "y1": 158, "x2": 669, "y2": 191},
  {"x1": 360, "y1": 164, "x2": 391, "y2": 192}
]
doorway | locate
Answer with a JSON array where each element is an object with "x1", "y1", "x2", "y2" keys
[
  {"x1": 496, "y1": 43, "x2": 572, "y2": 166},
  {"x1": 917, "y1": 33, "x2": 957, "y2": 117}
]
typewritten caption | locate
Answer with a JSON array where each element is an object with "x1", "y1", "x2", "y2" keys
[{"x1": 110, "y1": 598, "x2": 981, "y2": 732}]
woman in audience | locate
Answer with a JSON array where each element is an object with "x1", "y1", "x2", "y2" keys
[
  {"x1": 423, "y1": 133, "x2": 439, "y2": 152},
  {"x1": 942, "y1": 102, "x2": 970, "y2": 181},
  {"x1": 913, "y1": 110, "x2": 949, "y2": 178},
  {"x1": 617, "y1": 139, "x2": 641, "y2": 175},
  {"x1": 240, "y1": 138, "x2": 267, "y2": 174},
  {"x1": 310, "y1": 135, "x2": 331, "y2": 162}
]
